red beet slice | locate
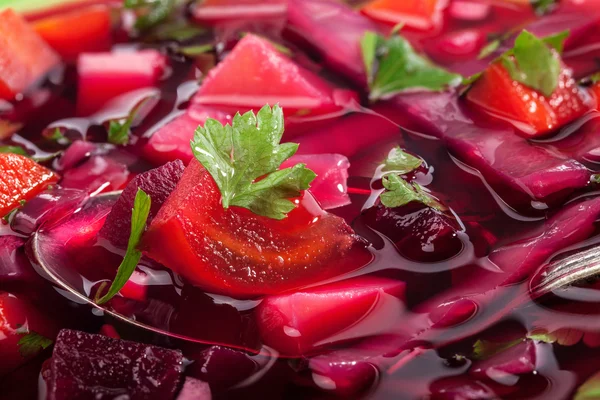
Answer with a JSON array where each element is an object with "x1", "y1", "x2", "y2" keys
[
  {"x1": 46, "y1": 329, "x2": 183, "y2": 400},
  {"x1": 286, "y1": 0, "x2": 379, "y2": 87},
  {"x1": 256, "y1": 276, "x2": 405, "y2": 356},
  {"x1": 359, "y1": 202, "x2": 463, "y2": 263},
  {"x1": 176, "y1": 377, "x2": 212, "y2": 400},
  {"x1": 192, "y1": 33, "x2": 349, "y2": 116},
  {"x1": 60, "y1": 154, "x2": 130, "y2": 195},
  {"x1": 142, "y1": 107, "x2": 232, "y2": 167},
  {"x1": 191, "y1": 0, "x2": 287, "y2": 24},
  {"x1": 99, "y1": 160, "x2": 185, "y2": 248},
  {"x1": 308, "y1": 353, "x2": 378, "y2": 396},
  {"x1": 76, "y1": 50, "x2": 167, "y2": 116}
]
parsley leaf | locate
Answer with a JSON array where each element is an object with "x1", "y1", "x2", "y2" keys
[
  {"x1": 191, "y1": 104, "x2": 316, "y2": 220},
  {"x1": 18, "y1": 331, "x2": 53, "y2": 358},
  {"x1": 380, "y1": 174, "x2": 446, "y2": 211},
  {"x1": 532, "y1": 0, "x2": 558, "y2": 15},
  {"x1": 179, "y1": 44, "x2": 213, "y2": 57},
  {"x1": 472, "y1": 338, "x2": 523, "y2": 360},
  {"x1": 96, "y1": 189, "x2": 151, "y2": 305},
  {"x1": 591, "y1": 73, "x2": 600, "y2": 84},
  {"x1": 383, "y1": 146, "x2": 422, "y2": 174},
  {"x1": 0, "y1": 145, "x2": 28, "y2": 156},
  {"x1": 108, "y1": 118, "x2": 134, "y2": 146},
  {"x1": 152, "y1": 22, "x2": 205, "y2": 41},
  {"x1": 361, "y1": 32, "x2": 462, "y2": 101},
  {"x1": 124, "y1": 0, "x2": 176, "y2": 31},
  {"x1": 500, "y1": 30, "x2": 564, "y2": 97},
  {"x1": 575, "y1": 371, "x2": 600, "y2": 400},
  {"x1": 478, "y1": 39, "x2": 500, "y2": 59}
]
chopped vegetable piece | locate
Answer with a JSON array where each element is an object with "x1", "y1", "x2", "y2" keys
[
  {"x1": 0, "y1": 9, "x2": 60, "y2": 100},
  {"x1": 191, "y1": 105, "x2": 316, "y2": 220},
  {"x1": 33, "y1": 5, "x2": 112, "y2": 62},
  {"x1": 46, "y1": 329, "x2": 183, "y2": 400},
  {"x1": 256, "y1": 277, "x2": 405, "y2": 355},
  {"x1": 142, "y1": 106, "x2": 232, "y2": 166},
  {"x1": 99, "y1": 160, "x2": 185, "y2": 248},
  {"x1": 0, "y1": 153, "x2": 59, "y2": 218},
  {"x1": 176, "y1": 377, "x2": 212, "y2": 400},
  {"x1": 76, "y1": 50, "x2": 167, "y2": 116},
  {"x1": 286, "y1": 0, "x2": 379, "y2": 87},
  {"x1": 466, "y1": 60, "x2": 592, "y2": 137},
  {"x1": 361, "y1": 32, "x2": 462, "y2": 101},
  {"x1": 281, "y1": 153, "x2": 351, "y2": 210},
  {"x1": 60, "y1": 154, "x2": 129, "y2": 195},
  {"x1": 142, "y1": 159, "x2": 371, "y2": 298},
  {"x1": 0, "y1": 292, "x2": 58, "y2": 376},
  {"x1": 575, "y1": 370, "x2": 600, "y2": 400},
  {"x1": 192, "y1": 0, "x2": 287, "y2": 24},
  {"x1": 193, "y1": 34, "x2": 351, "y2": 115},
  {"x1": 383, "y1": 146, "x2": 423, "y2": 174},
  {"x1": 380, "y1": 174, "x2": 446, "y2": 211},
  {"x1": 96, "y1": 189, "x2": 151, "y2": 305},
  {"x1": 360, "y1": 0, "x2": 448, "y2": 31}
]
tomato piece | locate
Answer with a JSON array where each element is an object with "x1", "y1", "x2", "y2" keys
[
  {"x1": 590, "y1": 81, "x2": 600, "y2": 104},
  {"x1": 256, "y1": 277, "x2": 405, "y2": 356},
  {"x1": 142, "y1": 159, "x2": 371, "y2": 298},
  {"x1": 0, "y1": 153, "x2": 59, "y2": 218},
  {"x1": 466, "y1": 61, "x2": 593, "y2": 137},
  {"x1": 360, "y1": 0, "x2": 448, "y2": 30},
  {"x1": 33, "y1": 5, "x2": 112, "y2": 62},
  {"x1": 193, "y1": 34, "x2": 352, "y2": 116},
  {"x1": 0, "y1": 292, "x2": 58, "y2": 376},
  {"x1": 0, "y1": 9, "x2": 59, "y2": 100},
  {"x1": 76, "y1": 50, "x2": 167, "y2": 116}
]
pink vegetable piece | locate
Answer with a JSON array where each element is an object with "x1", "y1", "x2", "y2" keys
[
  {"x1": 257, "y1": 277, "x2": 406, "y2": 356},
  {"x1": 470, "y1": 340, "x2": 537, "y2": 379},
  {"x1": 76, "y1": 50, "x2": 167, "y2": 116},
  {"x1": 142, "y1": 107, "x2": 232, "y2": 166},
  {"x1": 98, "y1": 160, "x2": 185, "y2": 248},
  {"x1": 193, "y1": 33, "x2": 351, "y2": 116},
  {"x1": 60, "y1": 155, "x2": 130, "y2": 195},
  {"x1": 282, "y1": 153, "x2": 350, "y2": 209},
  {"x1": 177, "y1": 377, "x2": 212, "y2": 400},
  {"x1": 448, "y1": 1, "x2": 491, "y2": 21},
  {"x1": 46, "y1": 329, "x2": 184, "y2": 400},
  {"x1": 286, "y1": 0, "x2": 379, "y2": 87},
  {"x1": 308, "y1": 353, "x2": 378, "y2": 396},
  {"x1": 192, "y1": 0, "x2": 287, "y2": 24}
]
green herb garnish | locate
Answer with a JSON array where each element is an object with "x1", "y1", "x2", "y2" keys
[
  {"x1": 179, "y1": 44, "x2": 214, "y2": 57},
  {"x1": 96, "y1": 189, "x2": 151, "y2": 305},
  {"x1": 383, "y1": 146, "x2": 422, "y2": 174},
  {"x1": 575, "y1": 371, "x2": 600, "y2": 400},
  {"x1": 380, "y1": 174, "x2": 445, "y2": 211},
  {"x1": 499, "y1": 30, "x2": 567, "y2": 97},
  {"x1": 0, "y1": 145, "x2": 28, "y2": 156},
  {"x1": 532, "y1": 0, "x2": 558, "y2": 15},
  {"x1": 478, "y1": 39, "x2": 500, "y2": 59},
  {"x1": 472, "y1": 338, "x2": 523, "y2": 360},
  {"x1": 191, "y1": 104, "x2": 316, "y2": 220},
  {"x1": 124, "y1": 0, "x2": 176, "y2": 31},
  {"x1": 152, "y1": 21, "x2": 206, "y2": 41},
  {"x1": 108, "y1": 118, "x2": 134, "y2": 146},
  {"x1": 17, "y1": 331, "x2": 53, "y2": 358},
  {"x1": 361, "y1": 31, "x2": 462, "y2": 101}
]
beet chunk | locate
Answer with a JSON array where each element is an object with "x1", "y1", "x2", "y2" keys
[
  {"x1": 99, "y1": 160, "x2": 185, "y2": 248},
  {"x1": 46, "y1": 329, "x2": 184, "y2": 400}
]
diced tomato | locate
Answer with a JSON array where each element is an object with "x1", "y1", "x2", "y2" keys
[
  {"x1": 142, "y1": 107, "x2": 232, "y2": 166},
  {"x1": 466, "y1": 61, "x2": 593, "y2": 137},
  {"x1": 256, "y1": 277, "x2": 405, "y2": 356},
  {"x1": 0, "y1": 153, "x2": 59, "y2": 218},
  {"x1": 0, "y1": 292, "x2": 58, "y2": 376},
  {"x1": 360, "y1": 0, "x2": 448, "y2": 31},
  {"x1": 142, "y1": 159, "x2": 371, "y2": 299},
  {"x1": 590, "y1": 81, "x2": 600, "y2": 104},
  {"x1": 192, "y1": 0, "x2": 287, "y2": 24},
  {"x1": 0, "y1": 9, "x2": 60, "y2": 100},
  {"x1": 118, "y1": 271, "x2": 148, "y2": 302},
  {"x1": 76, "y1": 50, "x2": 167, "y2": 116},
  {"x1": 33, "y1": 5, "x2": 112, "y2": 62},
  {"x1": 193, "y1": 34, "x2": 352, "y2": 116}
]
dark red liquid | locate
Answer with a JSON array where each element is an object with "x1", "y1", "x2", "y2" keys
[{"x1": 3, "y1": 1, "x2": 600, "y2": 399}]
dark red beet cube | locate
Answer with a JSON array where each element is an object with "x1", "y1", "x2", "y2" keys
[
  {"x1": 99, "y1": 160, "x2": 185, "y2": 248},
  {"x1": 360, "y1": 202, "x2": 462, "y2": 263},
  {"x1": 46, "y1": 329, "x2": 184, "y2": 400}
]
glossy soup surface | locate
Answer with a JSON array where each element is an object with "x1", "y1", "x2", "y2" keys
[{"x1": 3, "y1": 0, "x2": 600, "y2": 399}]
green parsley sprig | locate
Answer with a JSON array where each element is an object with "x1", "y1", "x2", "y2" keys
[
  {"x1": 361, "y1": 31, "x2": 462, "y2": 101},
  {"x1": 191, "y1": 104, "x2": 316, "y2": 220},
  {"x1": 96, "y1": 189, "x2": 151, "y2": 305}
]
